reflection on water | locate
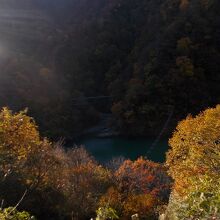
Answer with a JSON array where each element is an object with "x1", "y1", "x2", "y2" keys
[{"x1": 74, "y1": 136, "x2": 169, "y2": 163}]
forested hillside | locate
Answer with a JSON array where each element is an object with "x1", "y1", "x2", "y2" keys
[
  {"x1": 0, "y1": 0, "x2": 220, "y2": 138},
  {"x1": 0, "y1": 1, "x2": 220, "y2": 219},
  {"x1": 0, "y1": 105, "x2": 219, "y2": 219}
]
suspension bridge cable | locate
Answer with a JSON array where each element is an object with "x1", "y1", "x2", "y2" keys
[
  {"x1": 72, "y1": 96, "x2": 113, "y2": 106},
  {"x1": 72, "y1": 96, "x2": 112, "y2": 101},
  {"x1": 147, "y1": 106, "x2": 174, "y2": 155}
]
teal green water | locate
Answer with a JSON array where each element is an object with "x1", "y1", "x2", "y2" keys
[{"x1": 75, "y1": 137, "x2": 169, "y2": 163}]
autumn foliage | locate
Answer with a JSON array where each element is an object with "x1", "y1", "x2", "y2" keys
[
  {"x1": 99, "y1": 158, "x2": 171, "y2": 219},
  {"x1": 1, "y1": 104, "x2": 219, "y2": 219},
  {"x1": 165, "y1": 105, "x2": 220, "y2": 219},
  {"x1": 0, "y1": 107, "x2": 173, "y2": 219},
  {"x1": 166, "y1": 105, "x2": 220, "y2": 195},
  {"x1": 0, "y1": 108, "x2": 111, "y2": 219}
]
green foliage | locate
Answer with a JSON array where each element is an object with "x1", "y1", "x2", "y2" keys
[
  {"x1": 0, "y1": 207, "x2": 36, "y2": 220},
  {"x1": 177, "y1": 177, "x2": 220, "y2": 219},
  {"x1": 96, "y1": 207, "x2": 119, "y2": 220},
  {"x1": 165, "y1": 178, "x2": 220, "y2": 220}
]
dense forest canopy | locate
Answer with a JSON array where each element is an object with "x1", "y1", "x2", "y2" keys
[
  {"x1": 0, "y1": 0, "x2": 219, "y2": 138},
  {"x1": 0, "y1": 0, "x2": 220, "y2": 219},
  {"x1": 0, "y1": 105, "x2": 219, "y2": 219}
]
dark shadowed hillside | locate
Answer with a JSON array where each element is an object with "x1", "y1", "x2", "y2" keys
[
  {"x1": 0, "y1": 0, "x2": 220, "y2": 138},
  {"x1": 0, "y1": 1, "x2": 220, "y2": 220}
]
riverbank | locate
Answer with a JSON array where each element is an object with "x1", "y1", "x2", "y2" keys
[{"x1": 82, "y1": 113, "x2": 119, "y2": 138}]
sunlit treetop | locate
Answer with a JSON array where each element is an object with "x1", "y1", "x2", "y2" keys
[
  {"x1": 166, "y1": 105, "x2": 220, "y2": 194},
  {"x1": 0, "y1": 107, "x2": 53, "y2": 183}
]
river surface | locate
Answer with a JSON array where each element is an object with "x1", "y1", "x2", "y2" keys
[{"x1": 74, "y1": 136, "x2": 169, "y2": 163}]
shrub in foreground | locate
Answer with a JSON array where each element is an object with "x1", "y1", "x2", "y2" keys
[{"x1": 165, "y1": 105, "x2": 220, "y2": 219}]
